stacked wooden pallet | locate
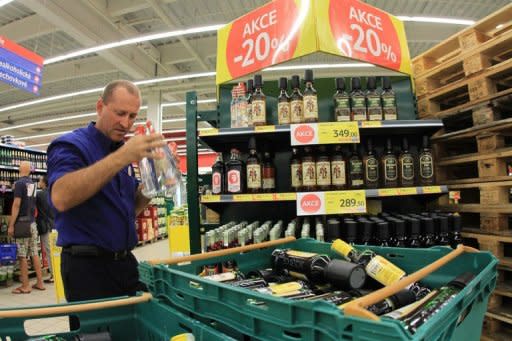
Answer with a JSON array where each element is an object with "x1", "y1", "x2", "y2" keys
[{"x1": 412, "y1": 5, "x2": 512, "y2": 341}]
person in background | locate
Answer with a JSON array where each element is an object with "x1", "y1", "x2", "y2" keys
[
  {"x1": 47, "y1": 80, "x2": 165, "y2": 302},
  {"x1": 8, "y1": 161, "x2": 46, "y2": 294},
  {"x1": 36, "y1": 175, "x2": 55, "y2": 283}
]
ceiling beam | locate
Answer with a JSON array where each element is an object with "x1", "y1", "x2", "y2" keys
[
  {"x1": 159, "y1": 35, "x2": 217, "y2": 65},
  {"x1": 0, "y1": 14, "x2": 57, "y2": 42}
]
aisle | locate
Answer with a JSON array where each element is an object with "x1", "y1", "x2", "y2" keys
[{"x1": 0, "y1": 239, "x2": 170, "y2": 336}]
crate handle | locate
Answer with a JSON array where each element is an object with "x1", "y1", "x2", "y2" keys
[
  {"x1": 147, "y1": 236, "x2": 296, "y2": 265},
  {"x1": 0, "y1": 292, "x2": 153, "y2": 318},
  {"x1": 342, "y1": 244, "x2": 479, "y2": 321}
]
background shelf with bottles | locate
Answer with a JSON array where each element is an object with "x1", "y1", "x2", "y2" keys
[{"x1": 186, "y1": 72, "x2": 450, "y2": 254}]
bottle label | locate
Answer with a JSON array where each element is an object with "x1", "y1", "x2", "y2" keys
[
  {"x1": 262, "y1": 177, "x2": 275, "y2": 190},
  {"x1": 291, "y1": 163, "x2": 302, "y2": 188},
  {"x1": 382, "y1": 96, "x2": 396, "y2": 108},
  {"x1": 252, "y1": 99, "x2": 266, "y2": 124},
  {"x1": 316, "y1": 160, "x2": 331, "y2": 186},
  {"x1": 384, "y1": 158, "x2": 398, "y2": 181},
  {"x1": 238, "y1": 100, "x2": 249, "y2": 127},
  {"x1": 278, "y1": 102, "x2": 291, "y2": 124},
  {"x1": 247, "y1": 102, "x2": 253, "y2": 125},
  {"x1": 290, "y1": 99, "x2": 304, "y2": 123},
  {"x1": 350, "y1": 159, "x2": 363, "y2": 175},
  {"x1": 246, "y1": 164, "x2": 261, "y2": 189},
  {"x1": 365, "y1": 255, "x2": 406, "y2": 286},
  {"x1": 332, "y1": 239, "x2": 354, "y2": 258},
  {"x1": 331, "y1": 160, "x2": 346, "y2": 186},
  {"x1": 303, "y1": 94, "x2": 318, "y2": 120},
  {"x1": 203, "y1": 272, "x2": 237, "y2": 282},
  {"x1": 367, "y1": 95, "x2": 383, "y2": 121},
  {"x1": 212, "y1": 171, "x2": 222, "y2": 194},
  {"x1": 269, "y1": 281, "x2": 304, "y2": 294},
  {"x1": 365, "y1": 157, "x2": 379, "y2": 182},
  {"x1": 420, "y1": 154, "x2": 434, "y2": 178},
  {"x1": 383, "y1": 108, "x2": 397, "y2": 120},
  {"x1": 352, "y1": 96, "x2": 365, "y2": 108},
  {"x1": 227, "y1": 169, "x2": 241, "y2": 193},
  {"x1": 401, "y1": 155, "x2": 415, "y2": 180},
  {"x1": 302, "y1": 161, "x2": 316, "y2": 186}
]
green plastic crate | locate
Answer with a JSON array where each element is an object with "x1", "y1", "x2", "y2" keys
[
  {"x1": 0, "y1": 297, "x2": 234, "y2": 341},
  {"x1": 141, "y1": 238, "x2": 498, "y2": 341}
]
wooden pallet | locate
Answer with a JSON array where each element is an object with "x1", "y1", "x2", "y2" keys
[{"x1": 413, "y1": 4, "x2": 512, "y2": 78}]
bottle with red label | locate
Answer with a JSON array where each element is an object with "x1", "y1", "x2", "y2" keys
[
  {"x1": 262, "y1": 150, "x2": 276, "y2": 193},
  {"x1": 226, "y1": 148, "x2": 244, "y2": 194},
  {"x1": 211, "y1": 153, "x2": 225, "y2": 194},
  {"x1": 246, "y1": 137, "x2": 262, "y2": 193}
]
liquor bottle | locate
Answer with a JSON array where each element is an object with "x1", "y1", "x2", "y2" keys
[
  {"x1": 394, "y1": 219, "x2": 408, "y2": 247},
  {"x1": 316, "y1": 146, "x2": 331, "y2": 191},
  {"x1": 226, "y1": 148, "x2": 244, "y2": 194},
  {"x1": 350, "y1": 77, "x2": 367, "y2": 121},
  {"x1": 363, "y1": 138, "x2": 379, "y2": 189},
  {"x1": 301, "y1": 146, "x2": 316, "y2": 191},
  {"x1": 246, "y1": 137, "x2": 262, "y2": 193},
  {"x1": 303, "y1": 69, "x2": 318, "y2": 123},
  {"x1": 262, "y1": 150, "x2": 276, "y2": 193},
  {"x1": 381, "y1": 138, "x2": 398, "y2": 188},
  {"x1": 399, "y1": 137, "x2": 415, "y2": 187},
  {"x1": 277, "y1": 77, "x2": 291, "y2": 125},
  {"x1": 419, "y1": 136, "x2": 435, "y2": 185},
  {"x1": 377, "y1": 221, "x2": 391, "y2": 247},
  {"x1": 230, "y1": 86, "x2": 239, "y2": 128},
  {"x1": 361, "y1": 220, "x2": 375, "y2": 245},
  {"x1": 211, "y1": 153, "x2": 225, "y2": 195},
  {"x1": 366, "y1": 77, "x2": 383, "y2": 121},
  {"x1": 345, "y1": 220, "x2": 358, "y2": 244},
  {"x1": 246, "y1": 79, "x2": 254, "y2": 127},
  {"x1": 449, "y1": 213, "x2": 463, "y2": 248},
  {"x1": 331, "y1": 145, "x2": 347, "y2": 190},
  {"x1": 408, "y1": 218, "x2": 422, "y2": 248},
  {"x1": 251, "y1": 74, "x2": 266, "y2": 126},
  {"x1": 438, "y1": 215, "x2": 451, "y2": 246},
  {"x1": 334, "y1": 78, "x2": 351, "y2": 121},
  {"x1": 381, "y1": 77, "x2": 397, "y2": 120},
  {"x1": 290, "y1": 75, "x2": 304, "y2": 124},
  {"x1": 290, "y1": 148, "x2": 302, "y2": 192},
  {"x1": 423, "y1": 217, "x2": 436, "y2": 247},
  {"x1": 348, "y1": 144, "x2": 364, "y2": 189},
  {"x1": 366, "y1": 289, "x2": 417, "y2": 316},
  {"x1": 326, "y1": 218, "x2": 341, "y2": 242}
]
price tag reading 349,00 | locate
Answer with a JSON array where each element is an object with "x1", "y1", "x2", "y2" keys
[
  {"x1": 325, "y1": 190, "x2": 366, "y2": 214},
  {"x1": 319, "y1": 122, "x2": 360, "y2": 144}
]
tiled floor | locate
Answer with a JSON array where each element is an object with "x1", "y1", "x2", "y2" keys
[{"x1": 0, "y1": 239, "x2": 170, "y2": 338}]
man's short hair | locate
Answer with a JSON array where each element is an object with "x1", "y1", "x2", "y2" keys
[{"x1": 101, "y1": 80, "x2": 141, "y2": 104}]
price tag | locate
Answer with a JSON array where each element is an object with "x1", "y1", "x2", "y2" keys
[
  {"x1": 201, "y1": 195, "x2": 220, "y2": 203},
  {"x1": 253, "y1": 193, "x2": 273, "y2": 201},
  {"x1": 296, "y1": 192, "x2": 326, "y2": 216},
  {"x1": 361, "y1": 121, "x2": 383, "y2": 128},
  {"x1": 318, "y1": 122, "x2": 360, "y2": 144},
  {"x1": 255, "y1": 125, "x2": 276, "y2": 133},
  {"x1": 233, "y1": 194, "x2": 251, "y2": 202},
  {"x1": 422, "y1": 186, "x2": 442, "y2": 194},
  {"x1": 378, "y1": 188, "x2": 400, "y2": 197},
  {"x1": 275, "y1": 193, "x2": 297, "y2": 201},
  {"x1": 398, "y1": 187, "x2": 418, "y2": 196},
  {"x1": 199, "y1": 128, "x2": 219, "y2": 136},
  {"x1": 325, "y1": 190, "x2": 366, "y2": 214}
]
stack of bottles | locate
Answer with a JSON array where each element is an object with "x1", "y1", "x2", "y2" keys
[{"x1": 229, "y1": 70, "x2": 398, "y2": 128}]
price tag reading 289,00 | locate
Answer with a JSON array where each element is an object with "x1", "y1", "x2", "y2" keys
[{"x1": 325, "y1": 190, "x2": 366, "y2": 214}]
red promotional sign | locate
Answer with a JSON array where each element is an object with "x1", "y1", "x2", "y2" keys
[
  {"x1": 225, "y1": 0, "x2": 300, "y2": 80},
  {"x1": 328, "y1": 0, "x2": 402, "y2": 71},
  {"x1": 294, "y1": 124, "x2": 316, "y2": 144},
  {"x1": 300, "y1": 193, "x2": 322, "y2": 214}
]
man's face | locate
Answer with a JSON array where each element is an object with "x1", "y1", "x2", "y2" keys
[
  {"x1": 96, "y1": 87, "x2": 140, "y2": 142},
  {"x1": 38, "y1": 178, "x2": 45, "y2": 188}
]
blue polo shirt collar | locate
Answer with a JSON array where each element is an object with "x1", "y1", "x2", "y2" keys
[{"x1": 87, "y1": 122, "x2": 124, "y2": 152}]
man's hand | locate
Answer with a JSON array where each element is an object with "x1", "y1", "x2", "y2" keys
[
  {"x1": 7, "y1": 224, "x2": 14, "y2": 237},
  {"x1": 117, "y1": 133, "x2": 165, "y2": 165}
]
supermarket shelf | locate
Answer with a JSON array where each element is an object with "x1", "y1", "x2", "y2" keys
[
  {"x1": 494, "y1": 283, "x2": 512, "y2": 298},
  {"x1": 486, "y1": 307, "x2": 512, "y2": 325},
  {"x1": 199, "y1": 120, "x2": 443, "y2": 151},
  {"x1": 481, "y1": 331, "x2": 511, "y2": 341},
  {"x1": 200, "y1": 186, "x2": 448, "y2": 204},
  {"x1": 0, "y1": 143, "x2": 47, "y2": 154},
  {"x1": 0, "y1": 164, "x2": 47, "y2": 173}
]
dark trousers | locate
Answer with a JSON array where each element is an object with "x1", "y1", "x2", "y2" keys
[{"x1": 61, "y1": 251, "x2": 147, "y2": 302}]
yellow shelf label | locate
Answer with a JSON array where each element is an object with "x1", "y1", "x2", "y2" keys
[
  {"x1": 325, "y1": 190, "x2": 366, "y2": 214},
  {"x1": 422, "y1": 186, "x2": 442, "y2": 194},
  {"x1": 255, "y1": 125, "x2": 276, "y2": 133},
  {"x1": 318, "y1": 122, "x2": 360, "y2": 144},
  {"x1": 233, "y1": 194, "x2": 251, "y2": 201},
  {"x1": 378, "y1": 188, "x2": 400, "y2": 197},
  {"x1": 253, "y1": 193, "x2": 273, "y2": 201},
  {"x1": 398, "y1": 187, "x2": 418, "y2": 196},
  {"x1": 201, "y1": 195, "x2": 220, "y2": 203},
  {"x1": 276, "y1": 193, "x2": 297, "y2": 201},
  {"x1": 199, "y1": 128, "x2": 219, "y2": 136},
  {"x1": 361, "y1": 121, "x2": 383, "y2": 128}
]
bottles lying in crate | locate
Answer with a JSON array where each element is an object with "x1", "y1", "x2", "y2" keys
[
  {"x1": 199, "y1": 241, "x2": 474, "y2": 334},
  {"x1": 230, "y1": 71, "x2": 398, "y2": 128}
]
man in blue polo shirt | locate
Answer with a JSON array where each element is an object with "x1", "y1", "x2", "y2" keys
[{"x1": 47, "y1": 80, "x2": 165, "y2": 302}]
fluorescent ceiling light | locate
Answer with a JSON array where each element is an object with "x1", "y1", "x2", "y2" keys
[
  {"x1": 17, "y1": 130, "x2": 71, "y2": 141},
  {"x1": 0, "y1": 112, "x2": 96, "y2": 132},
  {"x1": 44, "y1": 24, "x2": 224, "y2": 65},
  {"x1": 396, "y1": 16, "x2": 475, "y2": 26},
  {"x1": 134, "y1": 72, "x2": 215, "y2": 86},
  {"x1": 263, "y1": 63, "x2": 374, "y2": 71},
  {"x1": 496, "y1": 24, "x2": 504, "y2": 29}
]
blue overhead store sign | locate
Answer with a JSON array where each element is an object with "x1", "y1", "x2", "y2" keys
[{"x1": 0, "y1": 35, "x2": 44, "y2": 95}]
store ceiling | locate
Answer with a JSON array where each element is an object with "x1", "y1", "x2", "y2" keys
[{"x1": 0, "y1": 0, "x2": 509, "y2": 150}]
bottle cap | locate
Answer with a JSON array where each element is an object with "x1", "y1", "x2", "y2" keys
[
  {"x1": 423, "y1": 136, "x2": 430, "y2": 148},
  {"x1": 291, "y1": 75, "x2": 300, "y2": 89},
  {"x1": 451, "y1": 214, "x2": 461, "y2": 232},
  {"x1": 394, "y1": 220, "x2": 406, "y2": 237},
  {"x1": 422, "y1": 217, "x2": 435, "y2": 234},
  {"x1": 331, "y1": 239, "x2": 354, "y2": 257},
  {"x1": 345, "y1": 221, "x2": 358, "y2": 243},
  {"x1": 386, "y1": 138, "x2": 393, "y2": 150},
  {"x1": 366, "y1": 77, "x2": 377, "y2": 90},
  {"x1": 326, "y1": 218, "x2": 341, "y2": 242},
  {"x1": 254, "y1": 74, "x2": 263, "y2": 87},
  {"x1": 382, "y1": 76, "x2": 392, "y2": 90},
  {"x1": 279, "y1": 77, "x2": 288, "y2": 90},
  {"x1": 304, "y1": 69, "x2": 314, "y2": 82},
  {"x1": 335, "y1": 77, "x2": 345, "y2": 90},
  {"x1": 351, "y1": 77, "x2": 361, "y2": 90},
  {"x1": 448, "y1": 272, "x2": 475, "y2": 289},
  {"x1": 378, "y1": 222, "x2": 390, "y2": 240},
  {"x1": 324, "y1": 259, "x2": 366, "y2": 290},
  {"x1": 248, "y1": 137, "x2": 257, "y2": 151},
  {"x1": 439, "y1": 216, "x2": 449, "y2": 233},
  {"x1": 409, "y1": 218, "x2": 421, "y2": 236},
  {"x1": 390, "y1": 289, "x2": 417, "y2": 309},
  {"x1": 402, "y1": 137, "x2": 409, "y2": 150}
]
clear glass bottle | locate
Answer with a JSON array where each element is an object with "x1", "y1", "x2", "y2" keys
[
  {"x1": 303, "y1": 69, "x2": 318, "y2": 123},
  {"x1": 366, "y1": 77, "x2": 383, "y2": 121},
  {"x1": 290, "y1": 75, "x2": 304, "y2": 124},
  {"x1": 334, "y1": 78, "x2": 351, "y2": 121},
  {"x1": 277, "y1": 77, "x2": 291, "y2": 125},
  {"x1": 350, "y1": 77, "x2": 367, "y2": 121},
  {"x1": 251, "y1": 74, "x2": 266, "y2": 126},
  {"x1": 381, "y1": 77, "x2": 397, "y2": 120}
]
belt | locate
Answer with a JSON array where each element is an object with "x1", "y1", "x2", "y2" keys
[{"x1": 62, "y1": 245, "x2": 131, "y2": 261}]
